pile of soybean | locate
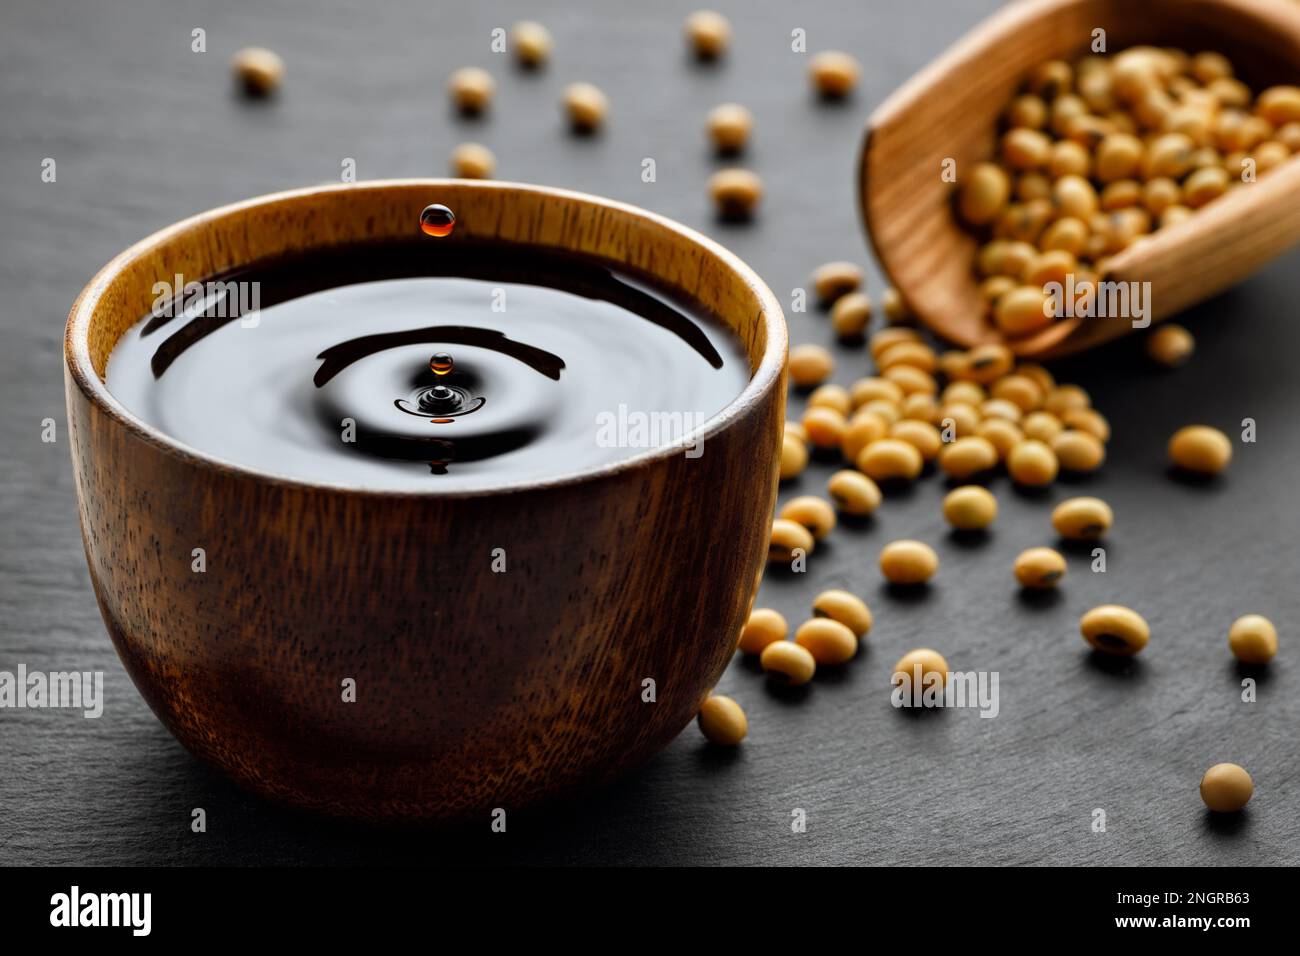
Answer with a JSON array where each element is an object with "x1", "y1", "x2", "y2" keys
[
  {"x1": 956, "y1": 46, "x2": 1300, "y2": 339},
  {"x1": 696, "y1": 45, "x2": 1285, "y2": 817},
  {"x1": 706, "y1": 262, "x2": 1267, "y2": 812}
]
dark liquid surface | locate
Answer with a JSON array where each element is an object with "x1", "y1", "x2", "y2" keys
[{"x1": 105, "y1": 242, "x2": 750, "y2": 491}]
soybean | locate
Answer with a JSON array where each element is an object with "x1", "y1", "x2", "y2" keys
[
  {"x1": 841, "y1": 412, "x2": 889, "y2": 462},
  {"x1": 1006, "y1": 94, "x2": 1048, "y2": 129},
  {"x1": 831, "y1": 292, "x2": 872, "y2": 342},
  {"x1": 880, "y1": 540, "x2": 939, "y2": 585},
  {"x1": 1003, "y1": 128, "x2": 1053, "y2": 169},
  {"x1": 1052, "y1": 496, "x2": 1113, "y2": 540},
  {"x1": 1017, "y1": 363, "x2": 1056, "y2": 395},
  {"x1": 1051, "y1": 430, "x2": 1105, "y2": 472},
  {"x1": 995, "y1": 286, "x2": 1052, "y2": 336},
  {"x1": 809, "y1": 51, "x2": 861, "y2": 98},
  {"x1": 901, "y1": 392, "x2": 941, "y2": 425},
  {"x1": 1044, "y1": 384, "x2": 1091, "y2": 417},
  {"x1": 1143, "y1": 177, "x2": 1182, "y2": 216},
  {"x1": 1007, "y1": 439, "x2": 1059, "y2": 486},
  {"x1": 511, "y1": 21, "x2": 553, "y2": 67},
  {"x1": 1053, "y1": 175, "x2": 1099, "y2": 219},
  {"x1": 451, "y1": 142, "x2": 496, "y2": 179},
  {"x1": 1095, "y1": 132, "x2": 1144, "y2": 182},
  {"x1": 1228, "y1": 614, "x2": 1277, "y2": 664},
  {"x1": 893, "y1": 648, "x2": 949, "y2": 691},
  {"x1": 883, "y1": 364, "x2": 937, "y2": 397},
  {"x1": 738, "y1": 608, "x2": 787, "y2": 655},
  {"x1": 1259, "y1": 85, "x2": 1300, "y2": 125},
  {"x1": 708, "y1": 168, "x2": 762, "y2": 219},
  {"x1": 760, "y1": 640, "x2": 817, "y2": 685},
  {"x1": 802, "y1": 406, "x2": 847, "y2": 449},
  {"x1": 851, "y1": 376, "x2": 903, "y2": 408},
  {"x1": 1061, "y1": 408, "x2": 1110, "y2": 443},
  {"x1": 938, "y1": 350, "x2": 972, "y2": 382},
  {"x1": 232, "y1": 47, "x2": 285, "y2": 97},
  {"x1": 943, "y1": 381, "x2": 986, "y2": 407},
  {"x1": 966, "y1": 344, "x2": 1014, "y2": 383},
  {"x1": 1028, "y1": 59, "x2": 1071, "y2": 99},
  {"x1": 869, "y1": 327, "x2": 923, "y2": 361},
  {"x1": 697, "y1": 695, "x2": 748, "y2": 745},
  {"x1": 827, "y1": 469, "x2": 881, "y2": 516},
  {"x1": 449, "y1": 66, "x2": 495, "y2": 114},
  {"x1": 1050, "y1": 141, "x2": 1090, "y2": 179},
  {"x1": 1168, "y1": 425, "x2": 1232, "y2": 474},
  {"x1": 857, "y1": 438, "x2": 923, "y2": 483},
  {"x1": 1183, "y1": 166, "x2": 1228, "y2": 207},
  {"x1": 813, "y1": 261, "x2": 863, "y2": 304},
  {"x1": 960, "y1": 163, "x2": 1011, "y2": 225},
  {"x1": 788, "y1": 344, "x2": 834, "y2": 388},
  {"x1": 891, "y1": 419, "x2": 943, "y2": 462},
  {"x1": 882, "y1": 287, "x2": 910, "y2": 324},
  {"x1": 976, "y1": 418, "x2": 1024, "y2": 461},
  {"x1": 769, "y1": 518, "x2": 814, "y2": 563},
  {"x1": 1014, "y1": 547, "x2": 1067, "y2": 589},
  {"x1": 685, "y1": 10, "x2": 731, "y2": 59},
  {"x1": 940, "y1": 402, "x2": 981, "y2": 440},
  {"x1": 1080, "y1": 604, "x2": 1149, "y2": 656},
  {"x1": 1023, "y1": 249, "x2": 1076, "y2": 288},
  {"x1": 1199, "y1": 763, "x2": 1253, "y2": 813},
  {"x1": 943, "y1": 485, "x2": 998, "y2": 531},
  {"x1": 808, "y1": 383, "x2": 852, "y2": 416},
  {"x1": 991, "y1": 374, "x2": 1043, "y2": 412},
  {"x1": 795, "y1": 617, "x2": 859, "y2": 665},
  {"x1": 563, "y1": 82, "x2": 608, "y2": 131},
  {"x1": 940, "y1": 436, "x2": 999, "y2": 480},
  {"x1": 878, "y1": 341, "x2": 937, "y2": 373},
  {"x1": 1016, "y1": 173, "x2": 1052, "y2": 202},
  {"x1": 779, "y1": 495, "x2": 837, "y2": 540},
  {"x1": 1021, "y1": 410, "x2": 1064, "y2": 443},
  {"x1": 860, "y1": 398, "x2": 902, "y2": 426},
  {"x1": 981, "y1": 398, "x2": 1024, "y2": 424},
  {"x1": 979, "y1": 240, "x2": 1037, "y2": 279},
  {"x1": 707, "y1": 103, "x2": 753, "y2": 153},
  {"x1": 812, "y1": 589, "x2": 873, "y2": 637},
  {"x1": 780, "y1": 433, "x2": 808, "y2": 480}
]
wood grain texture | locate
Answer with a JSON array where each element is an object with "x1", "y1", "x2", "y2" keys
[
  {"x1": 860, "y1": 0, "x2": 1300, "y2": 357},
  {"x1": 63, "y1": 181, "x2": 786, "y2": 821},
  {"x1": 3, "y1": 0, "x2": 1299, "y2": 865}
]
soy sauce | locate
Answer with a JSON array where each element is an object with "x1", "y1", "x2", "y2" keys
[{"x1": 106, "y1": 241, "x2": 749, "y2": 491}]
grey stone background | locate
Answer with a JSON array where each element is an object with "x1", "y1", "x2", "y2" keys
[{"x1": 1, "y1": 0, "x2": 1296, "y2": 864}]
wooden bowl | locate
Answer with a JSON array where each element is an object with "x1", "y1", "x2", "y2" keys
[
  {"x1": 859, "y1": 0, "x2": 1300, "y2": 358},
  {"x1": 64, "y1": 180, "x2": 787, "y2": 822}
]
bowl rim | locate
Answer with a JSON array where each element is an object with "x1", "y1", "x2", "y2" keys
[{"x1": 65, "y1": 179, "x2": 787, "y2": 500}]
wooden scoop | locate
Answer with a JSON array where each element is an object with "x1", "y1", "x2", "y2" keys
[{"x1": 858, "y1": 0, "x2": 1300, "y2": 358}]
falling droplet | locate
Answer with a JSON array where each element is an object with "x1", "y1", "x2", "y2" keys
[
  {"x1": 429, "y1": 351, "x2": 454, "y2": 375},
  {"x1": 420, "y1": 203, "x2": 456, "y2": 237}
]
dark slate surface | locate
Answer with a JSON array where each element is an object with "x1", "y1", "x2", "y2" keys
[{"x1": 1, "y1": 0, "x2": 1296, "y2": 865}]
